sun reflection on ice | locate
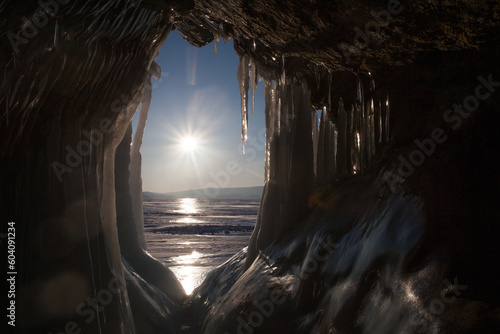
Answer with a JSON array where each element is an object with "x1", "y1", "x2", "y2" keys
[
  {"x1": 178, "y1": 198, "x2": 198, "y2": 214},
  {"x1": 176, "y1": 217, "x2": 201, "y2": 224},
  {"x1": 169, "y1": 251, "x2": 212, "y2": 295},
  {"x1": 175, "y1": 250, "x2": 202, "y2": 265}
]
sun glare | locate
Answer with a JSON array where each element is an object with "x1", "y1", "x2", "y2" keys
[{"x1": 181, "y1": 136, "x2": 198, "y2": 152}]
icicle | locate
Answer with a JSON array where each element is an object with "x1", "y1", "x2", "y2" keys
[
  {"x1": 336, "y1": 98, "x2": 347, "y2": 177},
  {"x1": 237, "y1": 54, "x2": 250, "y2": 153},
  {"x1": 365, "y1": 99, "x2": 372, "y2": 166},
  {"x1": 54, "y1": 20, "x2": 58, "y2": 47},
  {"x1": 317, "y1": 106, "x2": 327, "y2": 184},
  {"x1": 348, "y1": 105, "x2": 356, "y2": 174},
  {"x1": 369, "y1": 98, "x2": 376, "y2": 160},
  {"x1": 312, "y1": 110, "x2": 319, "y2": 179},
  {"x1": 328, "y1": 122, "x2": 337, "y2": 180},
  {"x1": 214, "y1": 40, "x2": 218, "y2": 56},
  {"x1": 331, "y1": 123, "x2": 338, "y2": 179},
  {"x1": 351, "y1": 105, "x2": 360, "y2": 174},
  {"x1": 264, "y1": 81, "x2": 273, "y2": 181},
  {"x1": 358, "y1": 102, "x2": 366, "y2": 172},
  {"x1": 376, "y1": 99, "x2": 383, "y2": 145},
  {"x1": 252, "y1": 39, "x2": 257, "y2": 53},
  {"x1": 328, "y1": 72, "x2": 332, "y2": 113},
  {"x1": 220, "y1": 22, "x2": 228, "y2": 43},
  {"x1": 250, "y1": 58, "x2": 256, "y2": 116},
  {"x1": 357, "y1": 79, "x2": 363, "y2": 105},
  {"x1": 384, "y1": 93, "x2": 390, "y2": 142}
]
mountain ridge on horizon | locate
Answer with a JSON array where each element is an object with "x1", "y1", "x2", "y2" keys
[{"x1": 143, "y1": 185, "x2": 263, "y2": 200}]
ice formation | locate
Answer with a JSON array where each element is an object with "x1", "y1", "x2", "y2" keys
[
  {"x1": 129, "y1": 61, "x2": 161, "y2": 251},
  {"x1": 238, "y1": 56, "x2": 391, "y2": 265},
  {"x1": 237, "y1": 54, "x2": 250, "y2": 153}
]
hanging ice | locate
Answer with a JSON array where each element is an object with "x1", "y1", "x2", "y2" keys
[
  {"x1": 317, "y1": 106, "x2": 328, "y2": 184},
  {"x1": 312, "y1": 110, "x2": 319, "y2": 178},
  {"x1": 336, "y1": 98, "x2": 347, "y2": 177},
  {"x1": 250, "y1": 58, "x2": 257, "y2": 116},
  {"x1": 384, "y1": 93, "x2": 390, "y2": 142},
  {"x1": 246, "y1": 65, "x2": 393, "y2": 266},
  {"x1": 237, "y1": 54, "x2": 250, "y2": 153},
  {"x1": 246, "y1": 75, "x2": 314, "y2": 268}
]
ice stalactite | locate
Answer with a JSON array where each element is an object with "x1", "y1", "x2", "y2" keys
[
  {"x1": 328, "y1": 121, "x2": 337, "y2": 180},
  {"x1": 317, "y1": 107, "x2": 328, "y2": 184},
  {"x1": 250, "y1": 58, "x2": 257, "y2": 116},
  {"x1": 245, "y1": 64, "x2": 391, "y2": 267},
  {"x1": 384, "y1": 93, "x2": 390, "y2": 142},
  {"x1": 337, "y1": 98, "x2": 347, "y2": 177},
  {"x1": 312, "y1": 110, "x2": 319, "y2": 178},
  {"x1": 237, "y1": 54, "x2": 250, "y2": 153},
  {"x1": 369, "y1": 98, "x2": 376, "y2": 160},
  {"x1": 129, "y1": 61, "x2": 159, "y2": 251}
]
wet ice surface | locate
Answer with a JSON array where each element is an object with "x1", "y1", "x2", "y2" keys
[{"x1": 143, "y1": 198, "x2": 257, "y2": 294}]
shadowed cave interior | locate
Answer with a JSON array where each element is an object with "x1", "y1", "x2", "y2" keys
[{"x1": 1, "y1": 0, "x2": 500, "y2": 333}]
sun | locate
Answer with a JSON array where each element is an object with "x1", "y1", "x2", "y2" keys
[{"x1": 180, "y1": 136, "x2": 198, "y2": 152}]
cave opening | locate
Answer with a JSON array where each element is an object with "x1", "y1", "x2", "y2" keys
[{"x1": 131, "y1": 29, "x2": 266, "y2": 294}]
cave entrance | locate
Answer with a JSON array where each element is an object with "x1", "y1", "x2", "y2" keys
[{"x1": 133, "y1": 30, "x2": 265, "y2": 294}]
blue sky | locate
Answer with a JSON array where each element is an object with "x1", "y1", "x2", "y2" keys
[{"x1": 134, "y1": 30, "x2": 266, "y2": 193}]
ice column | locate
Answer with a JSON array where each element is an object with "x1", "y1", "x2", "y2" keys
[
  {"x1": 246, "y1": 75, "x2": 314, "y2": 268},
  {"x1": 129, "y1": 61, "x2": 160, "y2": 250}
]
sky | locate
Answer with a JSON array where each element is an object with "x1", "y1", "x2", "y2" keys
[{"x1": 133, "y1": 30, "x2": 266, "y2": 193}]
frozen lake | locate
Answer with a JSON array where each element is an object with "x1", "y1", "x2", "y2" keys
[{"x1": 143, "y1": 198, "x2": 258, "y2": 294}]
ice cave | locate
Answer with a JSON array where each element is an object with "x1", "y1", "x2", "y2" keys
[{"x1": 1, "y1": 0, "x2": 500, "y2": 333}]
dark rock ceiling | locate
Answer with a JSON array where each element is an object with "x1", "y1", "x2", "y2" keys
[{"x1": 171, "y1": 0, "x2": 500, "y2": 74}]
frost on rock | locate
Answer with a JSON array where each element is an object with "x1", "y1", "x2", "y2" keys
[{"x1": 237, "y1": 54, "x2": 250, "y2": 153}]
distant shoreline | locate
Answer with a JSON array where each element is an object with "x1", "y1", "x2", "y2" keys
[{"x1": 143, "y1": 185, "x2": 263, "y2": 200}]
